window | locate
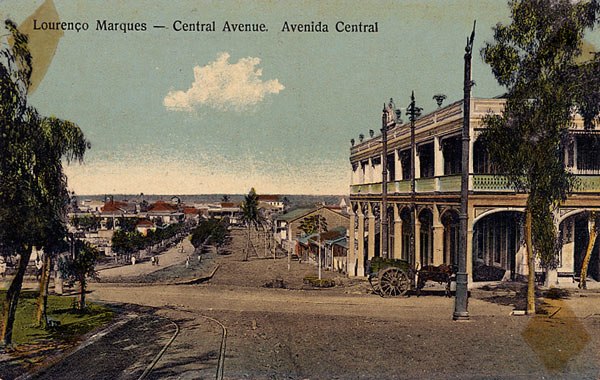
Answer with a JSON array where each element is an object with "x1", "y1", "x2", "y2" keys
[
  {"x1": 576, "y1": 135, "x2": 600, "y2": 172},
  {"x1": 400, "y1": 149, "x2": 411, "y2": 180},
  {"x1": 442, "y1": 136, "x2": 462, "y2": 175},
  {"x1": 418, "y1": 143, "x2": 434, "y2": 178},
  {"x1": 387, "y1": 153, "x2": 395, "y2": 182},
  {"x1": 473, "y1": 139, "x2": 498, "y2": 174}
]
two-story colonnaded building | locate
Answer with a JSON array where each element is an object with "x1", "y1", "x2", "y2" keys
[{"x1": 348, "y1": 97, "x2": 600, "y2": 286}]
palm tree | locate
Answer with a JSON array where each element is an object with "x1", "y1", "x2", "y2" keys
[
  {"x1": 0, "y1": 20, "x2": 89, "y2": 345},
  {"x1": 241, "y1": 188, "x2": 263, "y2": 260}
]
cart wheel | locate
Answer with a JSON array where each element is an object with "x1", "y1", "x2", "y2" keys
[
  {"x1": 378, "y1": 267, "x2": 410, "y2": 297},
  {"x1": 368, "y1": 274, "x2": 383, "y2": 297}
]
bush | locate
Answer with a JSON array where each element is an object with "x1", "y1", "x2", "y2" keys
[{"x1": 303, "y1": 276, "x2": 335, "y2": 288}]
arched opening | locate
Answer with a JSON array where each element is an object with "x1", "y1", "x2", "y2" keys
[
  {"x1": 419, "y1": 209, "x2": 434, "y2": 266},
  {"x1": 386, "y1": 205, "x2": 395, "y2": 259},
  {"x1": 472, "y1": 211, "x2": 523, "y2": 281},
  {"x1": 560, "y1": 211, "x2": 600, "y2": 281},
  {"x1": 442, "y1": 210, "x2": 459, "y2": 266}
]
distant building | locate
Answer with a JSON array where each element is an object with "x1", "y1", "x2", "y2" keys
[
  {"x1": 258, "y1": 194, "x2": 285, "y2": 213},
  {"x1": 275, "y1": 206, "x2": 350, "y2": 256}
]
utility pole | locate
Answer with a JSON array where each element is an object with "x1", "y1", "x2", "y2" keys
[
  {"x1": 453, "y1": 21, "x2": 476, "y2": 321},
  {"x1": 407, "y1": 92, "x2": 421, "y2": 267},
  {"x1": 381, "y1": 103, "x2": 389, "y2": 259}
]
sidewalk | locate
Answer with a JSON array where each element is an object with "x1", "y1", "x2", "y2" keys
[{"x1": 97, "y1": 237, "x2": 195, "y2": 281}]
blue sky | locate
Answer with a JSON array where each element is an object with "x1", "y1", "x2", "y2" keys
[{"x1": 2, "y1": 1, "x2": 593, "y2": 195}]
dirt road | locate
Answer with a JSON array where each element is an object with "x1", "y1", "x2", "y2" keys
[{"x1": 80, "y1": 229, "x2": 600, "y2": 379}]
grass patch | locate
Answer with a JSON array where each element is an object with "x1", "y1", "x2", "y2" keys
[
  {"x1": 303, "y1": 276, "x2": 335, "y2": 288},
  {"x1": 0, "y1": 290, "x2": 114, "y2": 346}
]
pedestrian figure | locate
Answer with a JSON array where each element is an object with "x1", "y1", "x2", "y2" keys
[
  {"x1": 151, "y1": 256, "x2": 155, "y2": 266},
  {"x1": 155, "y1": 257, "x2": 159, "y2": 266},
  {"x1": 35, "y1": 259, "x2": 43, "y2": 281},
  {"x1": 131, "y1": 256, "x2": 136, "y2": 265},
  {"x1": 185, "y1": 257, "x2": 190, "y2": 268}
]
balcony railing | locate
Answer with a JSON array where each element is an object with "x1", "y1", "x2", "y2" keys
[
  {"x1": 415, "y1": 178, "x2": 436, "y2": 192},
  {"x1": 350, "y1": 174, "x2": 600, "y2": 195},
  {"x1": 574, "y1": 175, "x2": 600, "y2": 193},
  {"x1": 471, "y1": 175, "x2": 513, "y2": 192}
]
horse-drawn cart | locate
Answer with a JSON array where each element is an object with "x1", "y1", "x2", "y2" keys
[{"x1": 368, "y1": 257, "x2": 456, "y2": 297}]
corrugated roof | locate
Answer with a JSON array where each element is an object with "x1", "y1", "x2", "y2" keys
[{"x1": 276, "y1": 208, "x2": 315, "y2": 222}]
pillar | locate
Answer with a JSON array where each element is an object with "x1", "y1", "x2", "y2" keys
[
  {"x1": 393, "y1": 205, "x2": 402, "y2": 259},
  {"x1": 348, "y1": 211, "x2": 356, "y2": 277},
  {"x1": 367, "y1": 204, "x2": 376, "y2": 260},
  {"x1": 357, "y1": 208, "x2": 365, "y2": 277},
  {"x1": 433, "y1": 206, "x2": 444, "y2": 265},
  {"x1": 467, "y1": 206, "x2": 475, "y2": 285},
  {"x1": 395, "y1": 149, "x2": 402, "y2": 182},
  {"x1": 434, "y1": 137, "x2": 444, "y2": 177},
  {"x1": 414, "y1": 150, "x2": 421, "y2": 179}
]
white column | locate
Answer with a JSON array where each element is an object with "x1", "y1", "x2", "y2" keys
[
  {"x1": 367, "y1": 204, "x2": 376, "y2": 260},
  {"x1": 395, "y1": 149, "x2": 402, "y2": 182},
  {"x1": 393, "y1": 206, "x2": 402, "y2": 260},
  {"x1": 434, "y1": 137, "x2": 444, "y2": 177},
  {"x1": 433, "y1": 205, "x2": 444, "y2": 265},
  {"x1": 414, "y1": 149, "x2": 421, "y2": 179},
  {"x1": 348, "y1": 211, "x2": 356, "y2": 277},
  {"x1": 357, "y1": 208, "x2": 365, "y2": 277}
]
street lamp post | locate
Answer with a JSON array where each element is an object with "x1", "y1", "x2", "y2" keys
[
  {"x1": 381, "y1": 104, "x2": 389, "y2": 260},
  {"x1": 407, "y1": 92, "x2": 422, "y2": 266},
  {"x1": 453, "y1": 21, "x2": 476, "y2": 321},
  {"x1": 381, "y1": 99, "x2": 399, "y2": 260}
]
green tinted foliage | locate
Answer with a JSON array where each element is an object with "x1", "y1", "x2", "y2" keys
[
  {"x1": 299, "y1": 215, "x2": 328, "y2": 236},
  {"x1": 59, "y1": 241, "x2": 99, "y2": 285},
  {"x1": 241, "y1": 188, "x2": 264, "y2": 229},
  {"x1": 480, "y1": 0, "x2": 600, "y2": 267}
]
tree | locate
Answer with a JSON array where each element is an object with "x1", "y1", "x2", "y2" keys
[
  {"x1": 111, "y1": 230, "x2": 144, "y2": 259},
  {"x1": 481, "y1": 0, "x2": 600, "y2": 314},
  {"x1": 190, "y1": 219, "x2": 218, "y2": 251},
  {"x1": 299, "y1": 214, "x2": 328, "y2": 279},
  {"x1": 299, "y1": 214, "x2": 328, "y2": 236},
  {"x1": 580, "y1": 211, "x2": 599, "y2": 289},
  {"x1": 0, "y1": 20, "x2": 89, "y2": 345},
  {"x1": 59, "y1": 241, "x2": 99, "y2": 311},
  {"x1": 211, "y1": 222, "x2": 230, "y2": 255},
  {"x1": 241, "y1": 188, "x2": 264, "y2": 260}
]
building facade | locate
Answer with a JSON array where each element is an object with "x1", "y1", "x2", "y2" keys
[{"x1": 348, "y1": 98, "x2": 600, "y2": 285}]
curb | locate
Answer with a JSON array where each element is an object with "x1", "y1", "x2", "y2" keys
[{"x1": 173, "y1": 264, "x2": 220, "y2": 285}]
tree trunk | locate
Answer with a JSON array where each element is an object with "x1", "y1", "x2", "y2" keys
[
  {"x1": 579, "y1": 213, "x2": 598, "y2": 290},
  {"x1": 244, "y1": 227, "x2": 250, "y2": 261},
  {"x1": 35, "y1": 253, "x2": 52, "y2": 327},
  {"x1": 78, "y1": 276, "x2": 86, "y2": 311},
  {"x1": 525, "y1": 209, "x2": 536, "y2": 315},
  {"x1": 1, "y1": 246, "x2": 33, "y2": 346}
]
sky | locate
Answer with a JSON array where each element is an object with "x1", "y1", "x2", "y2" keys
[{"x1": 1, "y1": 0, "x2": 596, "y2": 196}]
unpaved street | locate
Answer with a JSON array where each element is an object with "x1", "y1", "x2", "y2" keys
[{"x1": 80, "y1": 229, "x2": 600, "y2": 379}]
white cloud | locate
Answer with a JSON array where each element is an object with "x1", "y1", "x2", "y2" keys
[{"x1": 163, "y1": 52, "x2": 284, "y2": 112}]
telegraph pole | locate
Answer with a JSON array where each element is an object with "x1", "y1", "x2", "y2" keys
[
  {"x1": 453, "y1": 21, "x2": 476, "y2": 321},
  {"x1": 408, "y1": 92, "x2": 421, "y2": 266},
  {"x1": 381, "y1": 104, "x2": 389, "y2": 259}
]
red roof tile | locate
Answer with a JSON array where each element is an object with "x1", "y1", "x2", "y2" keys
[{"x1": 148, "y1": 200, "x2": 178, "y2": 212}]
